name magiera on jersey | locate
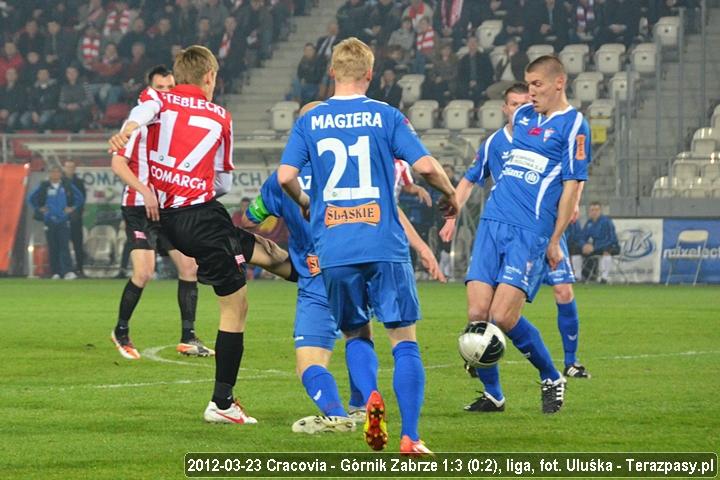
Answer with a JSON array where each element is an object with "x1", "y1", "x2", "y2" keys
[{"x1": 311, "y1": 112, "x2": 382, "y2": 130}]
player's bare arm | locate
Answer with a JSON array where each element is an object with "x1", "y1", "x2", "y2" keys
[
  {"x1": 398, "y1": 208, "x2": 446, "y2": 283},
  {"x1": 548, "y1": 180, "x2": 581, "y2": 270},
  {"x1": 439, "y1": 177, "x2": 475, "y2": 242},
  {"x1": 570, "y1": 181, "x2": 585, "y2": 224},
  {"x1": 111, "y1": 154, "x2": 159, "y2": 221},
  {"x1": 108, "y1": 101, "x2": 160, "y2": 152},
  {"x1": 411, "y1": 155, "x2": 458, "y2": 218},
  {"x1": 278, "y1": 165, "x2": 311, "y2": 219},
  {"x1": 403, "y1": 183, "x2": 432, "y2": 207}
]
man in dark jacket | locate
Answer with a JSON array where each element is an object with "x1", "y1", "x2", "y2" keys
[
  {"x1": 28, "y1": 166, "x2": 85, "y2": 280},
  {"x1": 368, "y1": 69, "x2": 403, "y2": 108},
  {"x1": 44, "y1": 20, "x2": 75, "y2": 78},
  {"x1": 63, "y1": 160, "x2": 87, "y2": 277},
  {"x1": 485, "y1": 38, "x2": 529, "y2": 100},
  {"x1": 20, "y1": 68, "x2": 60, "y2": 131},
  {"x1": 58, "y1": 66, "x2": 93, "y2": 132},
  {"x1": 574, "y1": 202, "x2": 620, "y2": 283},
  {"x1": 214, "y1": 16, "x2": 247, "y2": 93},
  {"x1": 0, "y1": 67, "x2": 27, "y2": 131},
  {"x1": 593, "y1": 0, "x2": 640, "y2": 49},
  {"x1": 530, "y1": 0, "x2": 569, "y2": 50},
  {"x1": 456, "y1": 36, "x2": 494, "y2": 106}
]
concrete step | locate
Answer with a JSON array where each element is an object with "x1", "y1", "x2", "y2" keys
[
  {"x1": 231, "y1": 106, "x2": 272, "y2": 118},
  {"x1": 232, "y1": 93, "x2": 285, "y2": 104},
  {"x1": 248, "y1": 76, "x2": 294, "y2": 87},
  {"x1": 233, "y1": 118, "x2": 271, "y2": 132}
]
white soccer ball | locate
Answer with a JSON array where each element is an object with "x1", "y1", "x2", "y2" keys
[{"x1": 458, "y1": 322, "x2": 506, "y2": 368}]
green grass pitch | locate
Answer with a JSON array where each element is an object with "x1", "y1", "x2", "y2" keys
[{"x1": 1, "y1": 279, "x2": 719, "y2": 479}]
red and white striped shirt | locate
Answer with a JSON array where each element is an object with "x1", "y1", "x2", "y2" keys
[
  {"x1": 416, "y1": 28, "x2": 435, "y2": 55},
  {"x1": 394, "y1": 159, "x2": 414, "y2": 203},
  {"x1": 117, "y1": 89, "x2": 162, "y2": 207},
  {"x1": 103, "y1": 9, "x2": 131, "y2": 38},
  {"x1": 141, "y1": 85, "x2": 234, "y2": 209},
  {"x1": 118, "y1": 126, "x2": 155, "y2": 207},
  {"x1": 80, "y1": 34, "x2": 101, "y2": 67}
]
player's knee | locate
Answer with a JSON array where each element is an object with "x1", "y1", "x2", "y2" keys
[
  {"x1": 344, "y1": 324, "x2": 372, "y2": 341},
  {"x1": 178, "y1": 262, "x2": 198, "y2": 281},
  {"x1": 132, "y1": 269, "x2": 153, "y2": 287},
  {"x1": 553, "y1": 285, "x2": 574, "y2": 304},
  {"x1": 488, "y1": 305, "x2": 516, "y2": 331},
  {"x1": 467, "y1": 305, "x2": 490, "y2": 323}
]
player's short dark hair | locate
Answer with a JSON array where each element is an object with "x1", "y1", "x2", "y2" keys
[
  {"x1": 146, "y1": 65, "x2": 172, "y2": 85},
  {"x1": 590, "y1": 201, "x2": 602, "y2": 207},
  {"x1": 525, "y1": 55, "x2": 566, "y2": 77},
  {"x1": 503, "y1": 82, "x2": 528, "y2": 101}
]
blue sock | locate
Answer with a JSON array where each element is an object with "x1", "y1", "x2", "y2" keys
[
  {"x1": 347, "y1": 373, "x2": 364, "y2": 408},
  {"x1": 392, "y1": 341, "x2": 424, "y2": 441},
  {"x1": 506, "y1": 316, "x2": 560, "y2": 381},
  {"x1": 345, "y1": 338, "x2": 378, "y2": 404},
  {"x1": 301, "y1": 365, "x2": 347, "y2": 417},
  {"x1": 475, "y1": 364, "x2": 504, "y2": 401},
  {"x1": 557, "y1": 300, "x2": 579, "y2": 367}
]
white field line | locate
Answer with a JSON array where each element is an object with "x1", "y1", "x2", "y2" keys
[{"x1": 22, "y1": 349, "x2": 720, "y2": 392}]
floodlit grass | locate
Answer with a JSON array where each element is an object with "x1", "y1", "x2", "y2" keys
[{"x1": 1, "y1": 279, "x2": 718, "y2": 479}]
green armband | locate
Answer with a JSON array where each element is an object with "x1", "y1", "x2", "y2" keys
[{"x1": 247, "y1": 195, "x2": 271, "y2": 224}]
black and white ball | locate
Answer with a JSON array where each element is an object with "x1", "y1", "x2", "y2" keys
[{"x1": 458, "y1": 322, "x2": 506, "y2": 368}]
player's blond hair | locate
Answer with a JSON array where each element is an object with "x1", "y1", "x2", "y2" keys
[
  {"x1": 173, "y1": 45, "x2": 219, "y2": 86},
  {"x1": 331, "y1": 37, "x2": 374, "y2": 83}
]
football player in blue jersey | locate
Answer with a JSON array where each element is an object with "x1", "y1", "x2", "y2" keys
[
  {"x1": 245, "y1": 102, "x2": 445, "y2": 434},
  {"x1": 277, "y1": 38, "x2": 457, "y2": 454},
  {"x1": 440, "y1": 82, "x2": 591, "y2": 413},
  {"x1": 444, "y1": 56, "x2": 590, "y2": 415}
]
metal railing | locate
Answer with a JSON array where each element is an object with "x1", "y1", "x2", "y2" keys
[{"x1": 614, "y1": 1, "x2": 713, "y2": 200}]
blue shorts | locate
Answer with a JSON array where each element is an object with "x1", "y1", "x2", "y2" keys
[
  {"x1": 466, "y1": 219, "x2": 548, "y2": 302},
  {"x1": 293, "y1": 286, "x2": 340, "y2": 351},
  {"x1": 542, "y1": 236, "x2": 576, "y2": 286},
  {"x1": 322, "y1": 261, "x2": 421, "y2": 332}
]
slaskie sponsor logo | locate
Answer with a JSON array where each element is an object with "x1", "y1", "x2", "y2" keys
[{"x1": 324, "y1": 202, "x2": 381, "y2": 228}]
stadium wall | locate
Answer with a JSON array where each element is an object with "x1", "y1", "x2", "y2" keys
[{"x1": 612, "y1": 217, "x2": 720, "y2": 284}]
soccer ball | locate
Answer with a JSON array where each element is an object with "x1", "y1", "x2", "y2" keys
[{"x1": 458, "y1": 322, "x2": 506, "y2": 368}]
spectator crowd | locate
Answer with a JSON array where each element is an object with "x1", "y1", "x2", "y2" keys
[
  {"x1": 1, "y1": 0, "x2": 308, "y2": 132},
  {"x1": 286, "y1": 0, "x2": 700, "y2": 107}
]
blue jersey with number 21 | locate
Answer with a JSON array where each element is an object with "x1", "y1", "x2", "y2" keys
[{"x1": 280, "y1": 95, "x2": 429, "y2": 269}]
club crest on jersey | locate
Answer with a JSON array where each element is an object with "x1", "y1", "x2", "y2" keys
[
  {"x1": 306, "y1": 254, "x2": 321, "y2": 276},
  {"x1": 529, "y1": 127, "x2": 542, "y2": 136},
  {"x1": 543, "y1": 128, "x2": 555, "y2": 142},
  {"x1": 403, "y1": 116, "x2": 418, "y2": 136},
  {"x1": 325, "y1": 201, "x2": 381, "y2": 228}
]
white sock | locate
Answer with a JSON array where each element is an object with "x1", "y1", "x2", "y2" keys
[
  {"x1": 600, "y1": 255, "x2": 612, "y2": 280},
  {"x1": 571, "y1": 255, "x2": 584, "y2": 281},
  {"x1": 439, "y1": 250, "x2": 452, "y2": 278}
]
